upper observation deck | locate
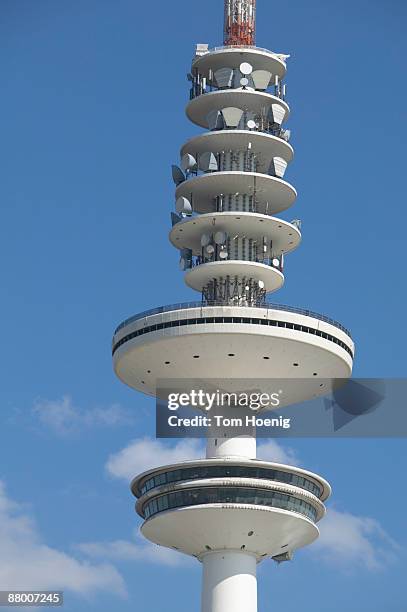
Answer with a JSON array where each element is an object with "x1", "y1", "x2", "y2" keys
[{"x1": 112, "y1": 303, "x2": 354, "y2": 398}]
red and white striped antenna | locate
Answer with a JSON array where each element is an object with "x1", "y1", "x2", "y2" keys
[{"x1": 224, "y1": 0, "x2": 256, "y2": 46}]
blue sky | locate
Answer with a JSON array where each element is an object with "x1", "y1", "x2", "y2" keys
[{"x1": 0, "y1": 0, "x2": 406, "y2": 610}]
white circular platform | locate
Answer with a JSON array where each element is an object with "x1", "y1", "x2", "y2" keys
[
  {"x1": 169, "y1": 212, "x2": 301, "y2": 255},
  {"x1": 112, "y1": 305, "x2": 354, "y2": 398},
  {"x1": 184, "y1": 261, "x2": 284, "y2": 293},
  {"x1": 186, "y1": 90, "x2": 290, "y2": 129},
  {"x1": 192, "y1": 47, "x2": 287, "y2": 80},
  {"x1": 175, "y1": 172, "x2": 297, "y2": 215},
  {"x1": 181, "y1": 130, "x2": 294, "y2": 170},
  {"x1": 141, "y1": 504, "x2": 318, "y2": 560}
]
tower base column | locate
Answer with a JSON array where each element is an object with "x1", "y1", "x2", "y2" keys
[{"x1": 201, "y1": 551, "x2": 257, "y2": 612}]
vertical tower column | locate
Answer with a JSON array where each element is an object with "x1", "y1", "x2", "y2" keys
[
  {"x1": 201, "y1": 551, "x2": 257, "y2": 612},
  {"x1": 206, "y1": 432, "x2": 256, "y2": 458},
  {"x1": 205, "y1": 406, "x2": 256, "y2": 459}
]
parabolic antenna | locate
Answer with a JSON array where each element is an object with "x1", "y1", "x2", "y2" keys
[
  {"x1": 240, "y1": 62, "x2": 253, "y2": 76},
  {"x1": 247, "y1": 119, "x2": 256, "y2": 130}
]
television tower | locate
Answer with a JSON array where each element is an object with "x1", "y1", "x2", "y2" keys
[{"x1": 112, "y1": 1, "x2": 354, "y2": 611}]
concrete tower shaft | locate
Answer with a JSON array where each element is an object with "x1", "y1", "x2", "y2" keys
[
  {"x1": 111, "y1": 2, "x2": 355, "y2": 612},
  {"x1": 224, "y1": 0, "x2": 256, "y2": 46}
]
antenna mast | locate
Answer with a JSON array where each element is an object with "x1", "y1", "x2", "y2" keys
[{"x1": 224, "y1": 0, "x2": 256, "y2": 46}]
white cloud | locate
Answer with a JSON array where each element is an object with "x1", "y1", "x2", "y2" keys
[
  {"x1": 76, "y1": 530, "x2": 190, "y2": 568},
  {"x1": 106, "y1": 438, "x2": 204, "y2": 481},
  {"x1": 312, "y1": 508, "x2": 400, "y2": 571},
  {"x1": 0, "y1": 481, "x2": 126, "y2": 597},
  {"x1": 106, "y1": 437, "x2": 298, "y2": 481},
  {"x1": 32, "y1": 396, "x2": 132, "y2": 435},
  {"x1": 257, "y1": 440, "x2": 299, "y2": 465}
]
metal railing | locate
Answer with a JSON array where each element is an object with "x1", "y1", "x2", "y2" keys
[
  {"x1": 114, "y1": 301, "x2": 352, "y2": 338},
  {"x1": 201, "y1": 46, "x2": 286, "y2": 62}
]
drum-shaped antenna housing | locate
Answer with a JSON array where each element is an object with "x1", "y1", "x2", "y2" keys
[
  {"x1": 269, "y1": 157, "x2": 288, "y2": 178},
  {"x1": 221, "y1": 107, "x2": 244, "y2": 128},
  {"x1": 199, "y1": 152, "x2": 218, "y2": 172},
  {"x1": 214, "y1": 67, "x2": 234, "y2": 88},
  {"x1": 171, "y1": 165, "x2": 185, "y2": 185},
  {"x1": 176, "y1": 196, "x2": 192, "y2": 216}
]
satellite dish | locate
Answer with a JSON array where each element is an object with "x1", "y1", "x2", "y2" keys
[
  {"x1": 245, "y1": 285, "x2": 250, "y2": 291},
  {"x1": 258, "y1": 280, "x2": 265, "y2": 289},
  {"x1": 175, "y1": 196, "x2": 192, "y2": 215},
  {"x1": 201, "y1": 233, "x2": 211, "y2": 247},
  {"x1": 240, "y1": 62, "x2": 253, "y2": 76},
  {"x1": 206, "y1": 244, "x2": 215, "y2": 254},
  {"x1": 240, "y1": 77, "x2": 249, "y2": 87},
  {"x1": 214, "y1": 231, "x2": 227, "y2": 245},
  {"x1": 171, "y1": 165, "x2": 185, "y2": 185},
  {"x1": 219, "y1": 250, "x2": 228, "y2": 259},
  {"x1": 181, "y1": 153, "x2": 197, "y2": 172},
  {"x1": 272, "y1": 258, "x2": 280, "y2": 268},
  {"x1": 247, "y1": 119, "x2": 256, "y2": 130}
]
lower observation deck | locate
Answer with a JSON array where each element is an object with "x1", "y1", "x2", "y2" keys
[
  {"x1": 131, "y1": 458, "x2": 328, "y2": 560},
  {"x1": 112, "y1": 303, "x2": 354, "y2": 398},
  {"x1": 141, "y1": 504, "x2": 318, "y2": 561}
]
